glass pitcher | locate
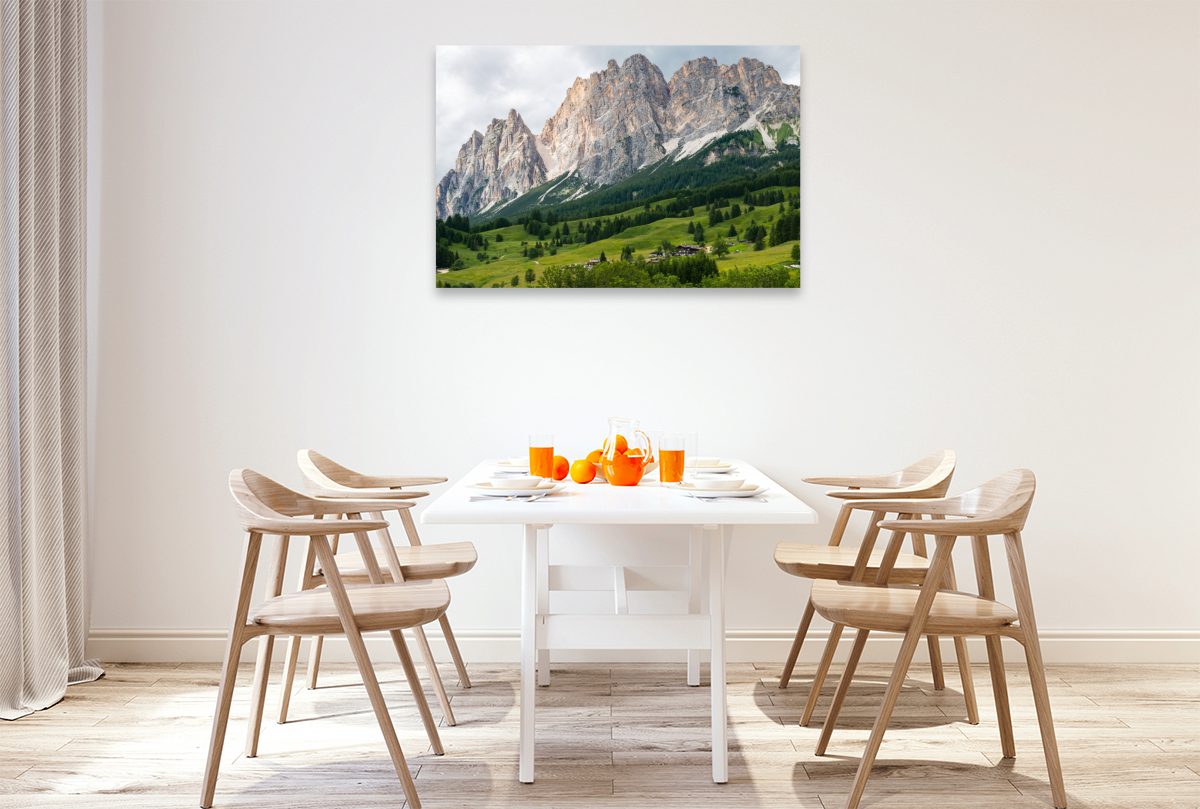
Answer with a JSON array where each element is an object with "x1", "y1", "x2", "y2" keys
[{"x1": 601, "y1": 416, "x2": 655, "y2": 486}]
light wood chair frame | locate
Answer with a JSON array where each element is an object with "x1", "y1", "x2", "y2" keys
[
  {"x1": 775, "y1": 450, "x2": 979, "y2": 727},
  {"x1": 276, "y1": 450, "x2": 473, "y2": 729},
  {"x1": 204, "y1": 470, "x2": 449, "y2": 809},
  {"x1": 810, "y1": 469, "x2": 1066, "y2": 809}
]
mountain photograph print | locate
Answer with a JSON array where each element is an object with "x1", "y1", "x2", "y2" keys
[{"x1": 435, "y1": 46, "x2": 800, "y2": 289}]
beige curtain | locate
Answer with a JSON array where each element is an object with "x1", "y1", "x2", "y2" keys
[{"x1": 0, "y1": 0, "x2": 98, "y2": 721}]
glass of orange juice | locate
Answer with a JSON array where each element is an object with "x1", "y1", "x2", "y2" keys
[
  {"x1": 529, "y1": 433, "x2": 554, "y2": 478},
  {"x1": 658, "y1": 432, "x2": 686, "y2": 483}
]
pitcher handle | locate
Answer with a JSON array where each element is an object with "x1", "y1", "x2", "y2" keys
[{"x1": 635, "y1": 430, "x2": 655, "y2": 463}]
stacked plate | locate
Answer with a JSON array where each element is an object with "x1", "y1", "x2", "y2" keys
[
  {"x1": 472, "y1": 479, "x2": 565, "y2": 497},
  {"x1": 672, "y1": 481, "x2": 769, "y2": 499},
  {"x1": 685, "y1": 457, "x2": 737, "y2": 474}
]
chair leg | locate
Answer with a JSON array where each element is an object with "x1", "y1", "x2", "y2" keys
[
  {"x1": 244, "y1": 535, "x2": 289, "y2": 755},
  {"x1": 925, "y1": 635, "x2": 946, "y2": 690},
  {"x1": 389, "y1": 628, "x2": 445, "y2": 756},
  {"x1": 910, "y1": 530, "x2": 947, "y2": 691},
  {"x1": 779, "y1": 597, "x2": 816, "y2": 689},
  {"x1": 244, "y1": 635, "x2": 275, "y2": 757},
  {"x1": 940, "y1": 555, "x2": 979, "y2": 723},
  {"x1": 815, "y1": 628, "x2": 870, "y2": 755},
  {"x1": 277, "y1": 634, "x2": 303, "y2": 724},
  {"x1": 311, "y1": 535, "x2": 424, "y2": 808},
  {"x1": 201, "y1": 533, "x2": 262, "y2": 809},
  {"x1": 412, "y1": 623, "x2": 457, "y2": 726},
  {"x1": 1006, "y1": 532, "x2": 1067, "y2": 809},
  {"x1": 200, "y1": 631, "x2": 248, "y2": 808},
  {"x1": 842, "y1": 626, "x2": 924, "y2": 809},
  {"x1": 439, "y1": 613, "x2": 471, "y2": 688},
  {"x1": 840, "y1": 535, "x2": 957, "y2": 809},
  {"x1": 801, "y1": 622, "x2": 843, "y2": 726},
  {"x1": 305, "y1": 635, "x2": 325, "y2": 688},
  {"x1": 953, "y1": 635, "x2": 979, "y2": 724},
  {"x1": 353, "y1": 631, "x2": 423, "y2": 807},
  {"x1": 985, "y1": 634, "x2": 1015, "y2": 756}
]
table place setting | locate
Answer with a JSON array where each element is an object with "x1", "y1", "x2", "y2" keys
[
  {"x1": 686, "y1": 457, "x2": 738, "y2": 474},
  {"x1": 671, "y1": 477, "x2": 771, "y2": 502},
  {"x1": 469, "y1": 476, "x2": 566, "y2": 502}
]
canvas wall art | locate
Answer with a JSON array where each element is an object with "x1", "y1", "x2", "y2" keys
[{"x1": 435, "y1": 46, "x2": 800, "y2": 289}]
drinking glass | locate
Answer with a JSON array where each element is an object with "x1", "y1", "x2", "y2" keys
[
  {"x1": 658, "y1": 432, "x2": 686, "y2": 483},
  {"x1": 529, "y1": 433, "x2": 554, "y2": 478},
  {"x1": 682, "y1": 432, "x2": 699, "y2": 480}
]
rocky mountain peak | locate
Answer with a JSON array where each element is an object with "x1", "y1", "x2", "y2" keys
[
  {"x1": 437, "y1": 53, "x2": 800, "y2": 219},
  {"x1": 435, "y1": 110, "x2": 546, "y2": 220},
  {"x1": 537, "y1": 53, "x2": 671, "y2": 186}
]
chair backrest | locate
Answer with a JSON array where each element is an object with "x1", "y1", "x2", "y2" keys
[
  {"x1": 298, "y1": 450, "x2": 373, "y2": 493},
  {"x1": 230, "y1": 468, "x2": 318, "y2": 530},
  {"x1": 296, "y1": 449, "x2": 445, "y2": 498},
  {"x1": 940, "y1": 469, "x2": 1036, "y2": 533},
  {"x1": 895, "y1": 450, "x2": 956, "y2": 488},
  {"x1": 229, "y1": 468, "x2": 395, "y2": 535},
  {"x1": 874, "y1": 469, "x2": 1036, "y2": 537},
  {"x1": 828, "y1": 450, "x2": 957, "y2": 502}
]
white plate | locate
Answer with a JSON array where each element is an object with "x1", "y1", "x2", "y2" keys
[
  {"x1": 686, "y1": 459, "x2": 733, "y2": 471},
  {"x1": 689, "y1": 465, "x2": 737, "y2": 475},
  {"x1": 472, "y1": 481, "x2": 564, "y2": 496},
  {"x1": 673, "y1": 483, "x2": 768, "y2": 499},
  {"x1": 495, "y1": 460, "x2": 529, "y2": 470}
]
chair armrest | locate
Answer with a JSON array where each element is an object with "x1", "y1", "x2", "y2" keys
[
  {"x1": 308, "y1": 497, "x2": 416, "y2": 516},
  {"x1": 828, "y1": 486, "x2": 940, "y2": 501},
  {"x1": 249, "y1": 517, "x2": 389, "y2": 536},
  {"x1": 840, "y1": 496, "x2": 958, "y2": 514},
  {"x1": 357, "y1": 474, "x2": 448, "y2": 488},
  {"x1": 878, "y1": 516, "x2": 1008, "y2": 536},
  {"x1": 310, "y1": 488, "x2": 429, "y2": 500},
  {"x1": 803, "y1": 474, "x2": 898, "y2": 488}
]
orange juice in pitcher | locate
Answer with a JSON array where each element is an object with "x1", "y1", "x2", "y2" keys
[{"x1": 601, "y1": 417, "x2": 655, "y2": 486}]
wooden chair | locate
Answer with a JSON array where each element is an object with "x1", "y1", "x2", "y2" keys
[
  {"x1": 203, "y1": 469, "x2": 450, "y2": 809},
  {"x1": 809, "y1": 469, "x2": 1066, "y2": 809},
  {"x1": 775, "y1": 450, "x2": 978, "y2": 727},
  {"x1": 274, "y1": 450, "x2": 475, "y2": 728}
]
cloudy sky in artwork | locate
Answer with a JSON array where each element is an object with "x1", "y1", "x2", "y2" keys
[{"x1": 436, "y1": 46, "x2": 801, "y2": 179}]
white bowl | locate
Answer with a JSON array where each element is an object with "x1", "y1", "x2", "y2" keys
[
  {"x1": 497, "y1": 476, "x2": 543, "y2": 489},
  {"x1": 508, "y1": 456, "x2": 529, "y2": 466},
  {"x1": 689, "y1": 457, "x2": 723, "y2": 468},
  {"x1": 691, "y1": 476, "x2": 745, "y2": 491}
]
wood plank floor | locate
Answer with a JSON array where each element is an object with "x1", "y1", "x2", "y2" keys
[{"x1": 1, "y1": 660, "x2": 1197, "y2": 808}]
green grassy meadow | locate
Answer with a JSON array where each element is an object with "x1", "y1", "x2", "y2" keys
[{"x1": 437, "y1": 185, "x2": 800, "y2": 289}]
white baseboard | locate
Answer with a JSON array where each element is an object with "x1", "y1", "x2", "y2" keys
[{"x1": 88, "y1": 626, "x2": 1200, "y2": 665}]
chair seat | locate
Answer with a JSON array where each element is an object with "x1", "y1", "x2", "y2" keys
[
  {"x1": 810, "y1": 580, "x2": 1018, "y2": 636},
  {"x1": 774, "y1": 542, "x2": 931, "y2": 585},
  {"x1": 318, "y1": 541, "x2": 477, "y2": 583},
  {"x1": 249, "y1": 580, "x2": 451, "y2": 635}
]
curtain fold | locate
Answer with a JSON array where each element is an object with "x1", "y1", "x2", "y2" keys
[{"x1": 0, "y1": 0, "x2": 98, "y2": 721}]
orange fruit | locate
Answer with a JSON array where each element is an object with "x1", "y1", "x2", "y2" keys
[
  {"x1": 602, "y1": 434, "x2": 629, "y2": 455},
  {"x1": 627, "y1": 448, "x2": 644, "y2": 456},
  {"x1": 570, "y1": 459, "x2": 597, "y2": 484},
  {"x1": 551, "y1": 455, "x2": 569, "y2": 481},
  {"x1": 586, "y1": 448, "x2": 604, "y2": 464}
]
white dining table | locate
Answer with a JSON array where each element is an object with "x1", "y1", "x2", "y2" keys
[{"x1": 420, "y1": 459, "x2": 818, "y2": 784}]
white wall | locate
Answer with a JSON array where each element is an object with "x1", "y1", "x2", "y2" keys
[{"x1": 87, "y1": 0, "x2": 1200, "y2": 663}]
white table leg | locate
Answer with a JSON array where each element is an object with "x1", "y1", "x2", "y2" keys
[
  {"x1": 520, "y1": 524, "x2": 538, "y2": 783},
  {"x1": 710, "y1": 524, "x2": 730, "y2": 783},
  {"x1": 688, "y1": 527, "x2": 703, "y2": 687},
  {"x1": 537, "y1": 526, "x2": 550, "y2": 687}
]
